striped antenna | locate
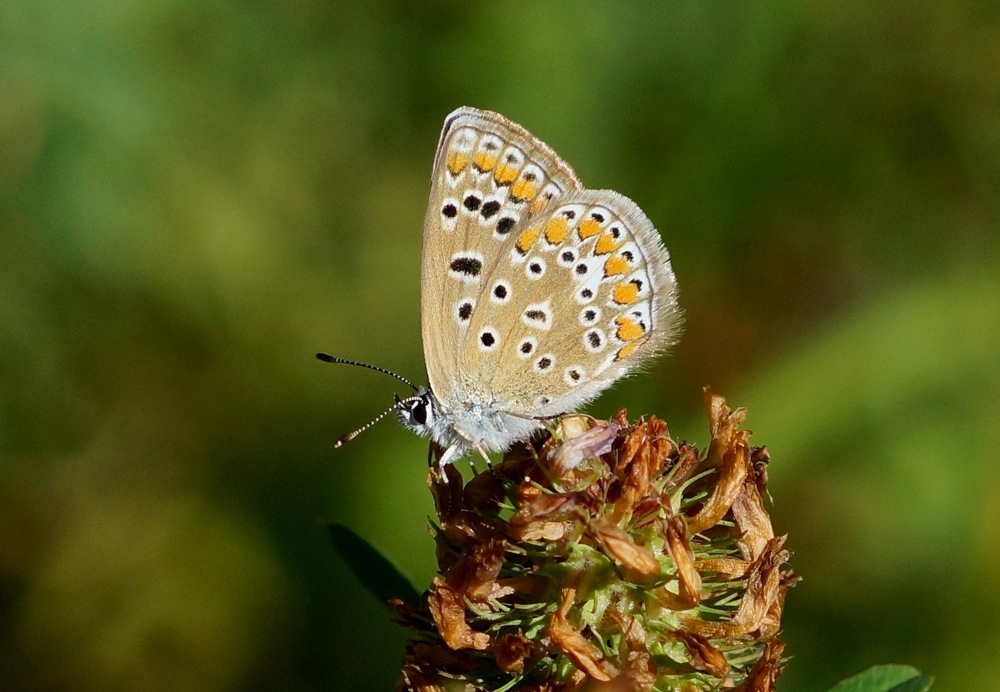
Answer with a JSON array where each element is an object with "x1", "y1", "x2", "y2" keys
[
  {"x1": 316, "y1": 353, "x2": 423, "y2": 448},
  {"x1": 315, "y1": 353, "x2": 420, "y2": 392},
  {"x1": 332, "y1": 394, "x2": 423, "y2": 448}
]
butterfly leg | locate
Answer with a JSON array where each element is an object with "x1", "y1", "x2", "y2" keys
[
  {"x1": 473, "y1": 441, "x2": 494, "y2": 474},
  {"x1": 434, "y1": 442, "x2": 471, "y2": 483}
]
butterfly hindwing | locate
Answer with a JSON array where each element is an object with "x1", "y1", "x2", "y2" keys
[{"x1": 461, "y1": 188, "x2": 680, "y2": 417}]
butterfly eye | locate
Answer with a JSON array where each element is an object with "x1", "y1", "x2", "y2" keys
[
  {"x1": 411, "y1": 400, "x2": 427, "y2": 426},
  {"x1": 402, "y1": 394, "x2": 435, "y2": 428}
]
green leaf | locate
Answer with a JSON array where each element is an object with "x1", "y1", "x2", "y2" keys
[
  {"x1": 327, "y1": 522, "x2": 421, "y2": 608},
  {"x1": 828, "y1": 664, "x2": 933, "y2": 692}
]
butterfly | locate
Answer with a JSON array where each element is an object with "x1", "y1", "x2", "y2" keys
[{"x1": 320, "y1": 107, "x2": 680, "y2": 474}]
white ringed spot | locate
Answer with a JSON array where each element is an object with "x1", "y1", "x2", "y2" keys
[
  {"x1": 533, "y1": 353, "x2": 556, "y2": 375},
  {"x1": 516, "y1": 337, "x2": 537, "y2": 359},
  {"x1": 583, "y1": 328, "x2": 606, "y2": 353},
  {"x1": 564, "y1": 366, "x2": 585, "y2": 387},
  {"x1": 490, "y1": 280, "x2": 512, "y2": 304},
  {"x1": 478, "y1": 327, "x2": 499, "y2": 352},
  {"x1": 525, "y1": 257, "x2": 546, "y2": 280}
]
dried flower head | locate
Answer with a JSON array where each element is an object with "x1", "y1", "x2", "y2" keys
[{"x1": 395, "y1": 389, "x2": 797, "y2": 691}]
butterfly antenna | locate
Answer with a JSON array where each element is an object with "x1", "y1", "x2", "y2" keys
[
  {"x1": 316, "y1": 353, "x2": 420, "y2": 392},
  {"x1": 333, "y1": 393, "x2": 424, "y2": 448}
]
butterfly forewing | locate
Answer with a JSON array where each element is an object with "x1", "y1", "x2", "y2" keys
[{"x1": 421, "y1": 108, "x2": 581, "y2": 403}]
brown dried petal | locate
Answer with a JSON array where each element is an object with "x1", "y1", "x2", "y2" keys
[
  {"x1": 750, "y1": 445, "x2": 771, "y2": 498},
  {"x1": 704, "y1": 388, "x2": 749, "y2": 470},
  {"x1": 621, "y1": 651, "x2": 657, "y2": 691},
  {"x1": 398, "y1": 664, "x2": 446, "y2": 692},
  {"x1": 510, "y1": 485, "x2": 586, "y2": 542},
  {"x1": 447, "y1": 537, "x2": 507, "y2": 602},
  {"x1": 462, "y1": 466, "x2": 506, "y2": 513},
  {"x1": 693, "y1": 557, "x2": 751, "y2": 578},
  {"x1": 549, "y1": 587, "x2": 617, "y2": 681},
  {"x1": 687, "y1": 434, "x2": 750, "y2": 535},
  {"x1": 611, "y1": 417, "x2": 672, "y2": 522},
  {"x1": 594, "y1": 522, "x2": 660, "y2": 584},
  {"x1": 426, "y1": 578, "x2": 491, "y2": 651},
  {"x1": 615, "y1": 408, "x2": 630, "y2": 428},
  {"x1": 676, "y1": 631, "x2": 730, "y2": 678},
  {"x1": 600, "y1": 609, "x2": 646, "y2": 655},
  {"x1": 682, "y1": 537, "x2": 789, "y2": 639},
  {"x1": 734, "y1": 639, "x2": 785, "y2": 692},
  {"x1": 406, "y1": 640, "x2": 476, "y2": 673},
  {"x1": 732, "y1": 537, "x2": 789, "y2": 634},
  {"x1": 495, "y1": 575, "x2": 552, "y2": 602},
  {"x1": 732, "y1": 477, "x2": 775, "y2": 561},
  {"x1": 428, "y1": 462, "x2": 483, "y2": 548},
  {"x1": 663, "y1": 514, "x2": 701, "y2": 608},
  {"x1": 759, "y1": 564, "x2": 799, "y2": 640},
  {"x1": 495, "y1": 445, "x2": 539, "y2": 483},
  {"x1": 494, "y1": 630, "x2": 533, "y2": 674},
  {"x1": 613, "y1": 417, "x2": 645, "y2": 477},
  {"x1": 390, "y1": 598, "x2": 433, "y2": 632},
  {"x1": 517, "y1": 521, "x2": 570, "y2": 542},
  {"x1": 664, "y1": 443, "x2": 700, "y2": 491}
]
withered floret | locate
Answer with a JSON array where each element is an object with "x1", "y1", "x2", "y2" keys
[{"x1": 397, "y1": 389, "x2": 797, "y2": 691}]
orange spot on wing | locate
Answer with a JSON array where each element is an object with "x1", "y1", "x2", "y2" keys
[
  {"x1": 544, "y1": 217, "x2": 570, "y2": 245},
  {"x1": 494, "y1": 163, "x2": 518, "y2": 185},
  {"x1": 511, "y1": 178, "x2": 538, "y2": 201},
  {"x1": 473, "y1": 152, "x2": 497, "y2": 172},
  {"x1": 516, "y1": 228, "x2": 539, "y2": 254},
  {"x1": 615, "y1": 316, "x2": 645, "y2": 342},
  {"x1": 613, "y1": 282, "x2": 640, "y2": 305},
  {"x1": 594, "y1": 231, "x2": 618, "y2": 255},
  {"x1": 447, "y1": 152, "x2": 469, "y2": 175},
  {"x1": 603, "y1": 255, "x2": 629, "y2": 276},
  {"x1": 615, "y1": 340, "x2": 642, "y2": 362},
  {"x1": 577, "y1": 219, "x2": 601, "y2": 239}
]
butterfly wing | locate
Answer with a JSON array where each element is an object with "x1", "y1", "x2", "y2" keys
[
  {"x1": 420, "y1": 107, "x2": 582, "y2": 405},
  {"x1": 462, "y1": 188, "x2": 681, "y2": 417},
  {"x1": 421, "y1": 107, "x2": 681, "y2": 432}
]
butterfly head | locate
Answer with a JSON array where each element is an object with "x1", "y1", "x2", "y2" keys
[{"x1": 394, "y1": 389, "x2": 436, "y2": 436}]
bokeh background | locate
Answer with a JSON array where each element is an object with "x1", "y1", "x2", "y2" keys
[{"x1": 2, "y1": 2, "x2": 998, "y2": 690}]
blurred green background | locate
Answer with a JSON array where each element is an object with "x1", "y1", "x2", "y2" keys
[{"x1": 1, "y1": 2, "x2": 997, "y2": 690}]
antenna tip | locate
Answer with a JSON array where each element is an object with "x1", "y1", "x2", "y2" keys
[{"x1": 316, "y1": 353, "x2": 334, "y2": 362}]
